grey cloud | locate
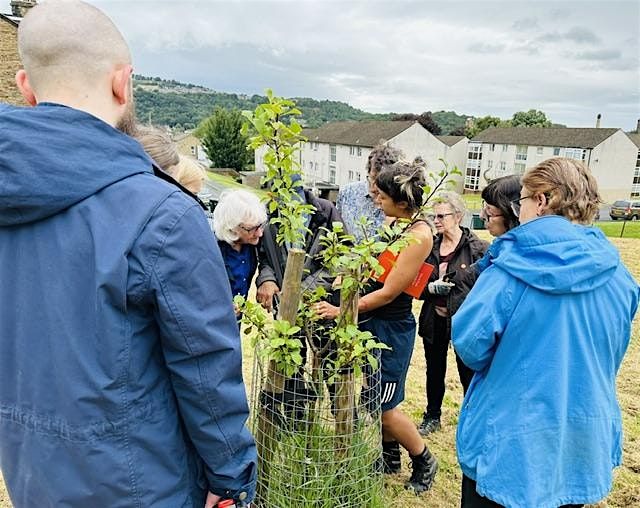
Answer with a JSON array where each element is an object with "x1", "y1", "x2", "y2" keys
[
  {"x1": 512, "y1": 17, "x2": 539, "y2": 31},
  {"x1": 575, "y1": 49, "x2": 622, "y2": 61},
  {"x1": 537, "y1": 26, "x2": 601, "y2": 45},
  {"x1": 565, "y1": 26, "x2": 601, "y2": 44},
  {"x1": 468, "y1": 43, "x2": 505, "y2": 54},
  {"x1": 514, "y1": 42, "x2": 540, "y2": 55}
]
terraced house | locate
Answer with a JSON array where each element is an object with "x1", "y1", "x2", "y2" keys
[
  {"x1": 0, "y1": 1, "x2": 36, "y2": 105},
  {"x1": 464, "y1": 123, "x2": 640, "y2": 202},
  {"x1": 254, "y1": 120, "x2": 468, "y2": 194}
]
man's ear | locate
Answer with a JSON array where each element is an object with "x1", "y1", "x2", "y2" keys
[
  {"x1": 111, "y1": 64, "x2": 133, "y2": 105},
  {"x1": 15, "y1": 69, "x2": 37, "y2": 106}
]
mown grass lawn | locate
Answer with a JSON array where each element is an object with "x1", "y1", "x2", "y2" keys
[
  {"x1": 1, "y1": 235, "x2": 638, "y2": 507},
  {"x1": 595, "y1": 221, "x2": 640, "y2": 240}
]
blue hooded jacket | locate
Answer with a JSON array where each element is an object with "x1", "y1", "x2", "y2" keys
[
  {"x1": 452, "y1": 215, "x2": 639, "y2": 508},
  {"x1": 0, "y1": 103, "x2": 256, "y2": 507}
]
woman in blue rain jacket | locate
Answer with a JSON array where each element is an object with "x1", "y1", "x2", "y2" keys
[{"x1": 452, "y1": 157, "x2": 639, "y2": 508}]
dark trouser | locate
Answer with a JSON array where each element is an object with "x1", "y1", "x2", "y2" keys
[
  {"x1": 461, "y1": 475, "x2": 584, "y2": 508},
  {"x1": 423, "y1": 314, "x2": 474, "y2": 419}
]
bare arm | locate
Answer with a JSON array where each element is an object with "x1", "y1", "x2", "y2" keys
[
  {"x1": 358, "y1": 223, "x2": 433, "y2": 312},
  {"x1": 314, "y1": 223, "x2": 433, "y2": 320}
]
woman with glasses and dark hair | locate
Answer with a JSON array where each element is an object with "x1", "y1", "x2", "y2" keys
[
  {"x1": 452, "y1": 157, "x2": 639, "y2": 508},
  {"x1": 416, "y1": 191, "x2": 488, "y2": 436},
  {"x1": 213, "y1": 189, "x2": 267, "y2": 300},
  {"x1": 480, "y1": 175, "x2": 521, "y2": 237}
]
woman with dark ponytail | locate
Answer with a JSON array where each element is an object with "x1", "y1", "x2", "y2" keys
[{"x1": 315, "y1": 160, "x2": 439, "y2": 494}]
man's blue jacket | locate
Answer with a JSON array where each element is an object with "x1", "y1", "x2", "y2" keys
[{"x1": 0, "y1": 103, "x2": 256, "y2": 507}]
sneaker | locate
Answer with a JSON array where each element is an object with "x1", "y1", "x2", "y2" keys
[
  {"x1": 405, "y1": 448, "x2": 438, "y2": 494},
  {"x1": 417, "y1": 413, "x2": 441, "y2": 436},
  {"x1": 382, "y1": 441, "x2": 401, "y2": 474}
]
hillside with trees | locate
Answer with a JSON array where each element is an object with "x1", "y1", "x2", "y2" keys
[
  {"x1": 133, "y1": 75, "x2": 559, "y2": 136},
  {"x1": 133, "y1": 75, "x2": 391, "y2": 130}
]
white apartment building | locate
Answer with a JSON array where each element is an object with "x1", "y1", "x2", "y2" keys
[
  {"x1": 627, "y1": 133, "x2": 640, "y2": 198},
  {"x1": 254, "y1": 120, "x2": 468, "y2": 193},
  {"x1": 464, "y1": 127, "x2": 640, "y2": 202}
]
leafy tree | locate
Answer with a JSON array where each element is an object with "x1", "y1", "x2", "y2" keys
[
  {"x1": 431, "y1": 110, "x2": 469, "y2": 135},
  {"x1": 196, "y1": 108, "x2": 250, "y2": 171},
  {"x1": 449, "y1": 126, "x2": 467, "y2": 136},
  {"x1": 510, "y1": 109, "x2": 552, "y2": 128},
  {"x1": 465, "y1": 115, "x2": 503, "y2": 138},
  {"x1": 392, "y1": 111, "x2": 442, "y2": 135}
]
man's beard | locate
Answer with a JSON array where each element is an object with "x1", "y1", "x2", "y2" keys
[{"x1": 116, "y1": 97, "x2": 137, "y2": 136}]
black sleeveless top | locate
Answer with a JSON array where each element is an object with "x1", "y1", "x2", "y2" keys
[
  {"x1": 364, "y1": 280, "x2": 413, "y2": 321},
  {"x1": 362, "y1": 219, "x2": 427, "y2": 321}
]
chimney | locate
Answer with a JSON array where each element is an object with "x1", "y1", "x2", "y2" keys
[
  {"x1": 10, "y1": 0, "x2": 37, "y2": 17},
  {"x1": 595, "y1": 113, "x2": 601, "y2": 128},
  {"x1": 636, "y1": 119, "x2": 640, "y2": 134}
]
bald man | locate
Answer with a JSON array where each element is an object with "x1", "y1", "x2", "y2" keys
[{"x1": 0, "y1": 2, "x2": 256, "y2": 507}]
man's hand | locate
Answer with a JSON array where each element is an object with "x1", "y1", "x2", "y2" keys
[
  {"x1": 204, "y1": 491, "x2": 221, "y2": 508},
  {"x1": 257, "y1": 281, "x2": 280, "y2": 312},
  {"x1": 313, "y1": 301, "x2": 340, "y2": 320}
]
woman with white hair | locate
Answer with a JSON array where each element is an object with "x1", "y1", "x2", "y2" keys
[{"x1": 213, "y1": 189, "x2": 268, "y2": 299}]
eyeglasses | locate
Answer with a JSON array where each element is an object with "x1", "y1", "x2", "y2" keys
[
  {"x1": 510, "y1": 189, "x2": 555, "y2": 217},
  {"x1": 239, "y1": 221, "x2": 267, "y2": 233},
  {"x1": 510, "y1": 195, "x2": 533, "y2": 217},
  {"x1": 480, "y1": 203, "x2": 503, "y2": 221},
  {"x1": 432, "y1": 213, "x2": 454, "y2": 220}
]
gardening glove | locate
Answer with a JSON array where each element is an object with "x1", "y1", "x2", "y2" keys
[{"x1": 428, "y1": 280, "x2": 455, "y2": 295}]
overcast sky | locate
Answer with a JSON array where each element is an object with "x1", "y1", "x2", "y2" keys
[{"x1": 4, "y1": 0, "x2": 640, "y2": 129}]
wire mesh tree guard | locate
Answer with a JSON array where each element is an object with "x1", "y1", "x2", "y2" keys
[{"x1": 249, "y1": 320, "x2": 384, "y2": 508}]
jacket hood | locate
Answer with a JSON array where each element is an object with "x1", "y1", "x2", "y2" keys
[
  {"x1": 487, "y1": 215, "x2": 619, "y2": 294},
  {"x1": 0, "y1": 102, "x2": 153, "y2": 226}
]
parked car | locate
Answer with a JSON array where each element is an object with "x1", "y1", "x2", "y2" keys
[{"x1": 609, "y1": 199, "x2": 640, "y2": 220}]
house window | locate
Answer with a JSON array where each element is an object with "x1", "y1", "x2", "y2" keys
[
  {"x1": 536, "y1": 146, "x2": 544, "y2": 155},
  {"x1": 632, "y1": 152, "x2": 640, "y2": 197},
  {"x1": 330, "y1": 169, "x2": 336, "y2": 184},
  {"x1": 489, "y1": 144, "x2": 495, "y2": 152},
  {"x1": 330, "y1": 145, "x2": 337, "y2": 162},
  {"x1": 349, "y1": 146, "x2": 355, "y2": 156},
  {"x1": 308, "y1": 161, "x2": 313, "y2": 171},
  {"x1": 348, "y1": 170, "x2": 354, "y2": 181},
  {"x1": 565, "y1": 148, "x2": 586, "y2": 161},
  {"x1": 357, "y1": 147, "x2": 362, "y2": 156},
  {"x1": 464, "y1": 144, "x2": 483, "y2": 191},
  {"x1": 502, "y1": 144, "x2": 508, "y2": 152},
  {"x1": 467, "y1": 144, "x2": 483, "y2": 161},
  {"x1": 464, "y1": 166, "x2": 480, "y2": 191},
  {"x1": 515, "y1": 145, "x2": 527, "y2": 161},
  {"x1": 500, "y1": 161, "x2": 507, "y2": 172},
  {"x1": 357, "y1": 172, "x2": 361, "y2": 181},
  {"x1": 313, "y1": 142, "x2": 318, "y2": 151},
  {"x1": 514, "y1": 163, "x2": 526, "y2": 174},
  {"x1": 553, "y1": 147, "x2": 561, "y2": 156},
  {"x1": 487, "y1": 160, "x2": 493, "y2": 170}
]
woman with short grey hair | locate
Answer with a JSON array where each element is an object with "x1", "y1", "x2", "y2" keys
[
  {"x1": 417, "y1": 190, "x2": 488, "y2": 436},
  {"x1": 213, "y1": 189, "x2": 268, "y2": 299}
]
